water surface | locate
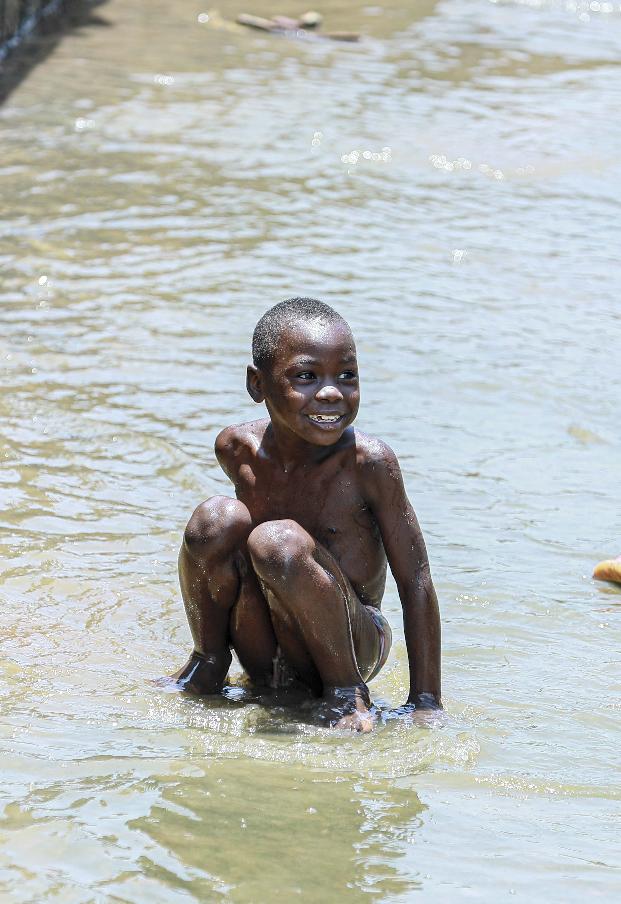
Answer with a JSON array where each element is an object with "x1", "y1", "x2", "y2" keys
[{"x1": 1, "y1": 1, "x2": 620, "y2": 900}]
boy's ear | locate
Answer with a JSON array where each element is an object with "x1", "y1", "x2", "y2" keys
[{"x1": 246, "y1": 365, "x2": 265, "y2": 403}]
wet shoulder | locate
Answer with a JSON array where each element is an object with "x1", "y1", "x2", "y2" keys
[
  {"x1": 353, "y1": 429, "x2": 402, "y2": 484},
  {"x1": 214, "y1": 420, "x2": 268, "y2": 472}
]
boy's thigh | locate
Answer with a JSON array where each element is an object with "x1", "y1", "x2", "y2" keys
[{"x1": 228, "y1": 555, "x2": 278, "y2": 679}]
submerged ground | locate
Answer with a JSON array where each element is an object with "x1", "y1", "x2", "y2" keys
[{"x1": 1, "y1": 1, "x2": 620, "y2": 901}]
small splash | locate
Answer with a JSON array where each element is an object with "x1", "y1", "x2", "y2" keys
[{"x1": 74, "y1": 117, "x2": 95, "y2": 132}]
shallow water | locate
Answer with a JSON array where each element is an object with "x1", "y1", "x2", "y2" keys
[{"x1": 1, "y1": 0, "x2": 620, "y2": 900}]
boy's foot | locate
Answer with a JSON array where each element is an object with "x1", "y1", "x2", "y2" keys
[
  {"x1": 156, "y1": 650, "x2": 232, "y2": 694},
  {"x1": 321, "y1": 684, "x2": 376, "y2": 733},
  {"x1": 593, "y1": 556, "x2": 621, "y2": 585},
  {"x1": 333, "y1": 709, "x2": 377, "y2": 733}
]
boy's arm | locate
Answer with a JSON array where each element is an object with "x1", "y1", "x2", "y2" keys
[{"x1": 361, "y1": 442, "x2": 441, "y2": 709}]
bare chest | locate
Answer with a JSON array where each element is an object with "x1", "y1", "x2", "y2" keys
[
  {"x1": 238, "y1": 460, "x2": 365, "y2": 536},
  {"x1": 231, "y1": 453, "x2": 386, "y2": 602}
]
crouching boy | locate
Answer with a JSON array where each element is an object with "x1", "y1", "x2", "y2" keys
[{"x1": 170, "y1": 297, "x2": 441, "y2": 731}]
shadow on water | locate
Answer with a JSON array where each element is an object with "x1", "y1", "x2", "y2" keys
[{"x1": 0, "y1": 0, "x2": 109, "y2": 104}]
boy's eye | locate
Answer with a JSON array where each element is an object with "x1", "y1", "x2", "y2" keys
[
  {"x1": 296, "y1": 371, "x2": 315, "y2": 380},
  {"x1": 339, "y1": 370, "x2": 358, "y2": 380}
]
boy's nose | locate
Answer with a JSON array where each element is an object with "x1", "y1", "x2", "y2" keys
[{"x1": 315, "y1": 383, "x2": 343, "y2": 402}]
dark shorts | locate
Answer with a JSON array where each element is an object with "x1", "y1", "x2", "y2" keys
[{"x1": 364, "y1": 605, "x2": 392, "y2": 682}]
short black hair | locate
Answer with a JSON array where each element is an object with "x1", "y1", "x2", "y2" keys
[{"x1": 252, "y1": 297, "x2": 347, "y2": 370}]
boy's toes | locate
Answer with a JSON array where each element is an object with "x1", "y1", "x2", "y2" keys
[
  {"x1": 334, "y1": 710, "x2": 377, "y2": 733},
  {"x1": 320, "y1": 684, "x2": 375, "y2": 732}
]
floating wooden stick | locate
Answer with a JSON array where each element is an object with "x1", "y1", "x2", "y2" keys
[
  {"x1": 235, "y1": 10, "x2": 359, "y2": 41},
  {"x1": 236, "y1": 13, "x2": 279, "y2": 32}
]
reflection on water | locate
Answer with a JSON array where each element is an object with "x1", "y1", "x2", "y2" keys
[
  {"x1": 1, "y1": 0, "x2": 621, "y2": 900},
  {"x1": 0, "y1": 750, "x2": 426, "y2": 901}
]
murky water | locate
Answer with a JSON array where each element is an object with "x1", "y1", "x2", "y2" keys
[{"x1": 1, "y1": 0, "x2": 620, "y2": 900}]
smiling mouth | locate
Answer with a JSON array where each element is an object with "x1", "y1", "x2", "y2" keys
[{"x1": 307, "y1": 414, "x2": 343, "y2": 425}]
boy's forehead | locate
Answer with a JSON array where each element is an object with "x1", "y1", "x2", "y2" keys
[{"x1": 277, "y1": 318, "x2": 356, "y2": 358}]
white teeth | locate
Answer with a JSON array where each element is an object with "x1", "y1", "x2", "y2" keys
[{"x1": 309, "y1": 414, "x2": 340, "y2": 423}]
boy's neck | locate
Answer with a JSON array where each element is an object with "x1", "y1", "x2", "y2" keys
[{"x1": 265, "y1": 421, "x2": 337, "y2": 472}]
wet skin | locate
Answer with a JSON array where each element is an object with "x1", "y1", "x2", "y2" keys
[{"x1": 171, "y1": 319, "x2": 441, "y2": 731}]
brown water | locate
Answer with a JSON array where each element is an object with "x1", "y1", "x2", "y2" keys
[{"x1": 1, "y1": 1, "x2": 620, "y2": 900}]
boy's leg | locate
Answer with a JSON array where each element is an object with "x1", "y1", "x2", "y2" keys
[
  {"x1": 171, "y1": 496, "x2": 277, "y2": 693},
  {"x1": 247, "y1": 519, "x2": 386, "y2": 728}
]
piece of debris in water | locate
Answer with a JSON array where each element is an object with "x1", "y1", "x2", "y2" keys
[{"x1": 235, "y1": 10, "x2": 360, "y2": 42}]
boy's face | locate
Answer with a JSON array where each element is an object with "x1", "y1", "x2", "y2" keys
[{"x1": 255, "y1": 318, "x2": 360, "y2": 446}]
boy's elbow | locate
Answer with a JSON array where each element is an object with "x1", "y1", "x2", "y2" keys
[{"x1": 398, "y1": 565, "x2": 436, "y2": 604}]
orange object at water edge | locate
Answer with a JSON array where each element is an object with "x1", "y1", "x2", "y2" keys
[{"x1": 593, "y1": 557, "x2": 621, "y2": 585}]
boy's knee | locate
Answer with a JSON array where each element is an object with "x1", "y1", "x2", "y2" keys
[
  {"x1": 183, "y1": 496, "x2": 251, "y2": 559},
  {"x1": 247, "y1": 519, "x2": 313, "y2": 580}
]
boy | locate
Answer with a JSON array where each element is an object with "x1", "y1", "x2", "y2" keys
[{"x1": 170, "y1": 297, "x2": 441, "y2": 731}]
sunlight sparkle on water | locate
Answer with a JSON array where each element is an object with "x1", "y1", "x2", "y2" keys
[
  {"x1": 341, "y1": 147, "x2": 391, "y2": 165},
  {"x1": 489, "y1": 0, "x2": 619, "y2": 17},
  {"x1": 74, "y1": 117, "x2": 95, "y2": 131}
]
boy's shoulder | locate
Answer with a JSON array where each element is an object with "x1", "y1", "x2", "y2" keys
[
  {"x1": 353, "y1": 430, "x2": 406, "y2": 506},
  {"x1": 214, "y1": 420, "x2": 268, "y2": 471},
  {"x1": 353, "y1": 428, "x2": 400, "y2": 473}
]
